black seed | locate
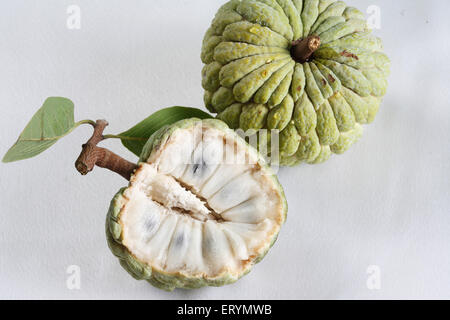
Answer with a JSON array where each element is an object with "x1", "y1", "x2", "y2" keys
[
  {"x1": 193, "y1": 164, "x2": 200, "y2": 174},
  {"x1": 144, "y1": 218, "x2": 156, "y2": 233},
  {"x1": 174, "y1": 233, "x2": 185, "y2": 246},
  {"x1": 193, "y1": 160, "x2": 207, "y2": 175}
]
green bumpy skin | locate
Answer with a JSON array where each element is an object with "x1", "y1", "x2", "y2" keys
[
  {"x1": 201, "y1": 0, "x2": 390, "y2": 165},
  {"x1": 106, "y1": 118, "x2": 287, "y2": 291}
]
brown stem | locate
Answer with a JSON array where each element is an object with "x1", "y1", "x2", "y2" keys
[
  {"x1": 290, "y1": 35, "x2": 321, "y2": 63},
  {"x1": 75, "y1": 120, "x2": 138, "y2": 181}
]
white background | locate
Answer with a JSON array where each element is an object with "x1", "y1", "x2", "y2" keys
[{"x1": 0, "y1": 0, "x2": 449, "y2": 300}]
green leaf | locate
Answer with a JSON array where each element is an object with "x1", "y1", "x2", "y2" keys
[
  {"x1": 2, "y1": 97, "x2": 75, "y2": 163},
  {"x1": 119, "y1": 106, "x2": 213, "y2": 157}
]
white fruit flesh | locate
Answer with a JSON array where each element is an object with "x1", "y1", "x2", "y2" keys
[{"x1": 119, "y1": 123, "x2": 285, "y2": 279}]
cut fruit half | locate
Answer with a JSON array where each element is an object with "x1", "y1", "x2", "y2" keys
[{"x1": 106, "y1": 119, "x2": 287, "y2": 291}]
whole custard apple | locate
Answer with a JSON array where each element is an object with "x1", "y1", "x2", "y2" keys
[
  {"x1": 201, "y1": 0, "x2": 390, "y2": 166},
  {"x1": 106, "y1": 118, "x2": 287, "y2": 291}
]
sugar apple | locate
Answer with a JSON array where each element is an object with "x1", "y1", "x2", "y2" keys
[
  {"x1": 106, "y1": 119, "x2": 287, "y2": 291},
  {"x1": 201, "y1": 0, "x2": 390, "y2": 166}
]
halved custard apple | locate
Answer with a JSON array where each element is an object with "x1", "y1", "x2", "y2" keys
[{"x1": 106, "y1": 119, "x2": 287, "y2": 291}]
